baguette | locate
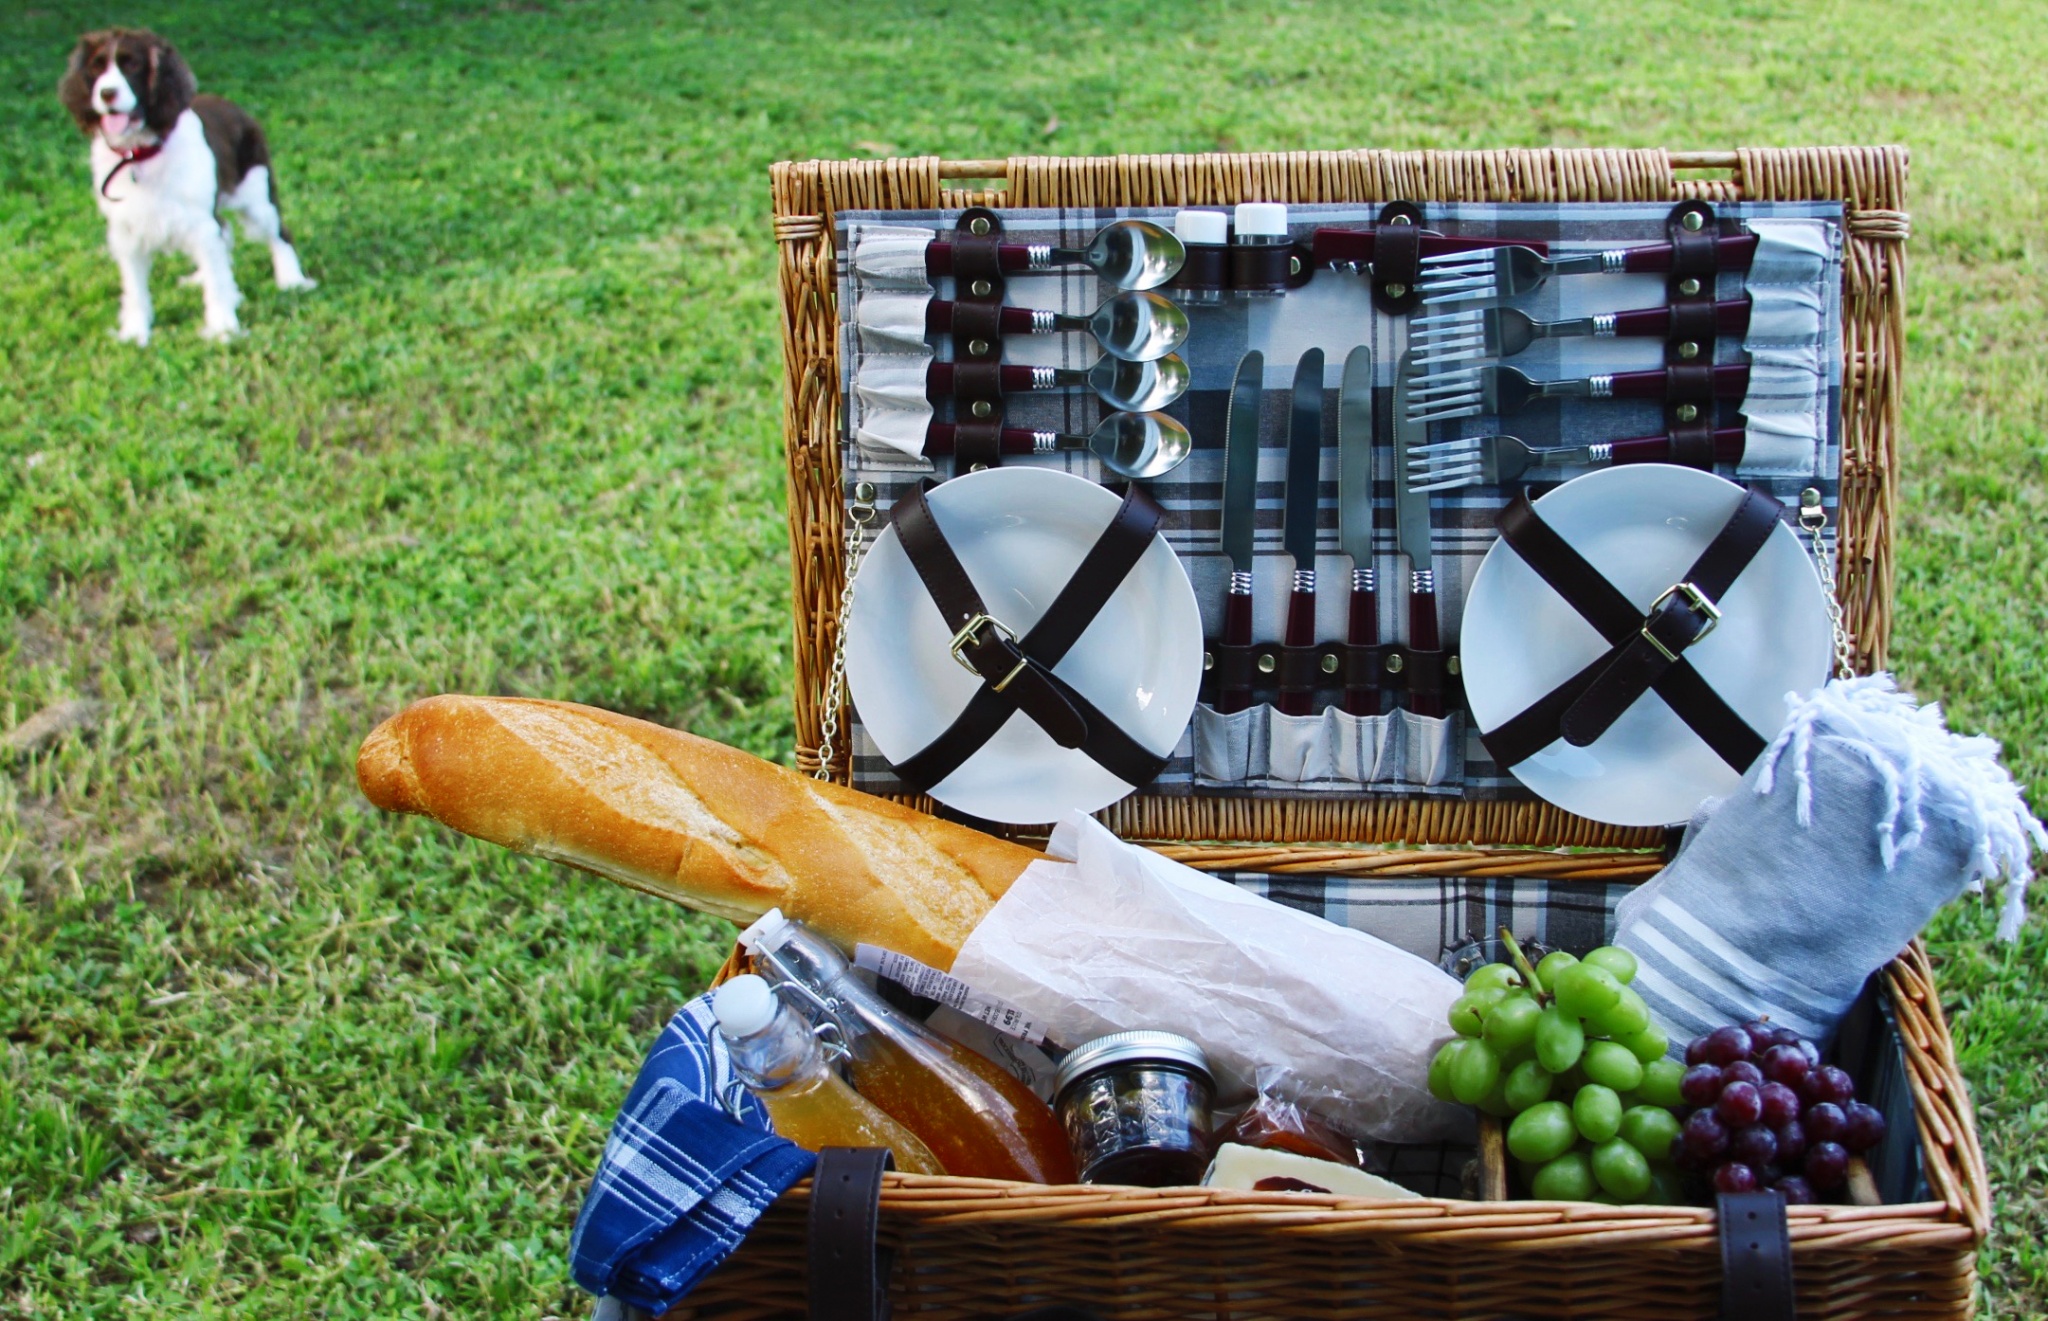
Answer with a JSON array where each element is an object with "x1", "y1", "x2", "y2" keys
[{"x1": 356, "y1": 695, "x2": 1040, "y2": 968}]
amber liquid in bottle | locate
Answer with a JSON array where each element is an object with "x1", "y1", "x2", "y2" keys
[{"x1": 748, "y1": 917, "x2": 1077, "y2": 1185}]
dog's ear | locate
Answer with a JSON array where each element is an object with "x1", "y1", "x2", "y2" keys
[
  {"x1": 140, "y1": 34, "x2": 196, "y2": 133},
  {"x1": 57, "y1": 31, "x2": 107, "y2": 132}
]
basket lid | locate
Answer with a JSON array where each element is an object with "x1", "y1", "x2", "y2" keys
[{"x1": 1054, "y1": 1030, "x2": 1211, "y2": 1097}]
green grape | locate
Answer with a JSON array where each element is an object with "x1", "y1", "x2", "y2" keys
[
  {"x1": 1427, "y1": 1039, "x2": 1464, "y2": 1102},
  {"x1": 1587, "y1": 987, "x2": 1651, "y2": 1039},
  {"x1": 1590, "y1": 1137, "x2": 1653, "y2": 1200},
  {"x1": 1572, "y1": 1084, "x2": 1622, "y2": 1143},
  {"x1": 1616, "y1": 1022, "x2": 1669, "y2": 1064},
  {"x1": 1465, "y1": 962, "x2": 1521, "y2": 994},
  {"x1": 1582, "y1": 945, "x2": 1639, "y2": 984},
  {"x1": 1506, "y1": 1101, "x2": 1577, "y2": 1164},
  {"x1": 1529, "y1": 1150, "x2": 1595, "y2": 1201},
  {"x1": 1618, "y1": 1105, "x2": 1681, "y2": 1164},
  {"x1": 1503, "y1": 1058, "x2": 1554, "y2": 1112},
  {"x1": 1477, "y1": 1078, "x2": 1514, "y2": 1118},
  {"x1": 1534, "y1": 1005, "x2": 1585, "y2": 1074},
  {"x1": 1449, "y1": 1038, "x2": 1502, "y2": 1105},
  {"x1": 1645, "y1": 1165, "x2": 1685, "y2": 1206},
  {"x1": 1481, "y1": 992, "x2": 1542, "y2": 1053},
  {"x1": 1447, "y1": 985, "x2": 1506, "y2": 1037},
  {"x1": 1536, "y1": 950, "x2": 1579, "y2": 989},
  {"x1": 1636, "y1": 1058, "x2": 1685, "y2": 1109},
  {"x1": 1552, "y1": 963, "x2": 1623, "y2": 1019},
  {"x1": 1582, "y1": 1040, "x2": 1646, "y2": 1093}
]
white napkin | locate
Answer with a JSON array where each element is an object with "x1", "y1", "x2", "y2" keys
[
  {"x1": 847, "y1": 223, "x2": 937, "y2": 289},
  {"x1": 949, "y1": 814, "x2": 1472, "y2": 1144},
  {"x1": 1736, "y1": 219, "x2": 1833, "y2": 477},
  {"x1": 854, "y1": 292, "x2": 933, "y2": 353},
  {"x1": 849, "y1": 353, "x2": 934, "y2": 459}
]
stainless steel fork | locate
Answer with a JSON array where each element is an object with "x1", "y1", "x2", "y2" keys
[
  {"x1": 1402, "y1": 434, "x2": 1608, "y2": 492},
  {"x1": 1404, "y1": 363, "x2": 1751, "y2": 423},
  {"x1": 1410, "y1": 299, "x2": 1757, "y2": 368}
]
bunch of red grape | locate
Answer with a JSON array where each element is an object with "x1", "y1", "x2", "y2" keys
[{"x1": 1675, "y1": 1020, "x2": 1886, "y2": 1203}]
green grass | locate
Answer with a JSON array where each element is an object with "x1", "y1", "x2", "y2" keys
[{"x1": 1, "y1": 0, "x2": 2044, "y2": 1314}]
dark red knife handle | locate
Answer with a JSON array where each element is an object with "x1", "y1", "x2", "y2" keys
[
  {"x1": 924, "y1": 242, "x2": 1034, "y2": 277},
  {"x1": 925, "y1": 301, "x2": 1039, "y2": 336},
  {"x1": 1218, "y1": 589, "x2": 1255, "y2": 714},
  {"x1": 1609, "y1": 427, "x2": 1747, "y2": 466},
  {"x1": 1278, "y1": 582, "x2": 1317, "y2": 716},
  {"x1": 924, "y1": 362, "x2": 1041, "y2": 399},
  {"x1": 1609, "y1": 364, "x2": 1750, "y2": 401},
  {"x1": 1345, "y1": 579, "x2": 1379, "y2": 716},
  {"x1": 1607, "y1": 299, "x2": 1753, "y2": 338},
  {"x1": 1617, "y1": 234, "x2": 1759, "y2": 274},
  {"x1": 1408, "y1": 584, "x2": 1443, "y2": 718}
]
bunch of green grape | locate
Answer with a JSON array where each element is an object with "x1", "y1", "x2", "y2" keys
[{"x1": 1428, "y1": 945, "x2": 1687, "y2": 1203}]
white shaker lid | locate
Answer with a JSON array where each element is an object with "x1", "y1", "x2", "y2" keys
[
  {"x1": 710, "y1": 973, "x2": 779, "y2": 1037},
  {"x1": 1172, "y1": 209, "x2": 1229, "y2": 245},
  {"x1": 1232, "y1": 202, "x2": 1289, "y2": 238}
]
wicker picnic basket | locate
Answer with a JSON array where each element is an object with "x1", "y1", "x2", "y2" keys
[{"x1": 669, "y1": 146, "x2": 1992, "y2": 1320}]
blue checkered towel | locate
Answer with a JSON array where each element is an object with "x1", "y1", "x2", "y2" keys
[{"x1": 569, "y1": 995, "x2": 812, "y2": 1314}]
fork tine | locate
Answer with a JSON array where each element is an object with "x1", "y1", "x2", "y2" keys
[
  {"x1": 1408, "y1": 469, "x2": 1486, "y2": 494},
  {"x1": 1410, "y1": 437, "x2": 1484, "y2": 458},
  {"x1": 1407, "y1": 456, "x2": 1482, "y2": 480},
  {"x1": 1406, "y1": 402, "x2": 1487, "y2": 423},
  {"x1": 1417, "y1": 251, "x2": 1497, "y2": 271},
  {"x1": 1417, "y1": 278, "x2": 1501, "y2": 304},
  {"x1": 1410, "y1": 309, "x2": 1485, "y2": 330},
  {"x1": 1405, "y1": 367, "x2": 1485, "y2": 391},
  {"x1": 1411, "y1": 344, "x2": 1486, "y2": 368}
]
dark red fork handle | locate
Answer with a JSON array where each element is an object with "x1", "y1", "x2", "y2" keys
[
  {"x1": 1279, "y1": 578, "x2": 1317, "y2": 716},
  {"x1": 1617, "y1": 234, "x2": 1760, "y2": 273},
  {"x1": 1608, "y1": 298, "x2": 1752, "y2": 339},
  {"x1": 1408, "y1": 580, "x2": 1442, "y2": 718},
  {"x1": 1609, "y1": 364, "x2": 1750, "y2": 400},
  {"x1": 1610, "y1": 427, "x2": 1748, "y2": 466}
]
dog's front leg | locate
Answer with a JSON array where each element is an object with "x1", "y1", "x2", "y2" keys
[
  {"x1": 109, "y1": 228, "x2": 154, "y2": 346},
  {"x1": 187, "y1": 221, "x2": 242, "y2": 341}
]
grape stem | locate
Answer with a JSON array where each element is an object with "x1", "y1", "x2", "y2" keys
[{"x1": 1499, "y1": 926, "x2": 1548, "y2": 1003}]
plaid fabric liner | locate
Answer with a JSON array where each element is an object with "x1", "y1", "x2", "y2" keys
[{"x1": 835, "y1": 201, "x2": 1845, "y2": 803}]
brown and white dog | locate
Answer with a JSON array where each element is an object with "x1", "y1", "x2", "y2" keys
[{"x1": 58, "y1": 29, "x2": 314, "y2": 344}]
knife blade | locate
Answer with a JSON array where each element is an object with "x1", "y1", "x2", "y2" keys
[
  {"x1": 1392, "y1": 348, "x2": 1443, "y2": 718},
  {"x1": 1336, "y1": 345, "x2": 1377, "y2": 716},
  {"x1": 1278, "y1": 350, "x2": 1326, "y2": 716},
  {"x1": 1218, "y1": 350, "x2": 1264, "y2": 714}
]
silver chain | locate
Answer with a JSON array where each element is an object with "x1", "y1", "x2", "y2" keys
[
  {"x1": 1799, "y1": 488, "x2": 1855, "y2": 680},
  {"x1": 814, "y1": 482, "x2": 877, "y2": 780}
]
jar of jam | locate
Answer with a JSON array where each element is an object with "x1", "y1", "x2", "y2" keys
[{"x1": 1053, "y1": 1031, "x2": 1215, "y2": 1187}]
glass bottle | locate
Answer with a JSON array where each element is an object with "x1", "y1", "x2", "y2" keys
[
  {"x1": 711, "y1": 974, "x2": 943, "y2": 1175},
  {"x1": 742, "y1": 911, "x2": 1078, "y2": 1185}
]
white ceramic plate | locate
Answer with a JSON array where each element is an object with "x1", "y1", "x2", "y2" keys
[
  {"x1": 844, "y1": 467, "x2": 1202, "y2": 824},
  {"x1": 1461, "y1": 464, "x2": 1832, "y2": 827}
]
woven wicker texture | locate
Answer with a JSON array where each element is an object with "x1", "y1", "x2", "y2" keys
[{"x1": 772, "y1": 147, "x2": 1908, "y2": 850}]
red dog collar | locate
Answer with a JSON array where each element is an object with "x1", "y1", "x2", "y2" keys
[{"x1": 100, "y1": 124, "x2": 171, "y2": 200}]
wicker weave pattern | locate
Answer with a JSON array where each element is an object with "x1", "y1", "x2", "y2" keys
[{"x1": 772, "y1": 147, "x2": 1908, "y2": 849}]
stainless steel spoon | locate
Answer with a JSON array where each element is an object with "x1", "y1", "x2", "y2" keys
[
  {"x1": 926, "y1": 219, "x2": 1187, "y2": 291},
  {"x1": 926, "y1": 291, "x2": 1190, "y2": 362},
  {"x1": 923, "y1": 411, "x2": 1194, "y2": 480},
  {"x1": 925, "y1": 352, "x2": 1190, "y2": 412}
]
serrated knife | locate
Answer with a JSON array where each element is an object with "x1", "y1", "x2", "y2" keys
[
  {"x1": 1393, "y1": 349, "x2": 1442, "y2": 718},
  {"x1": 1218, "y1": 350, "x2": 1264, "y2": 714},
  {"x1": 1336, "y1": 345, "x2": 1376, "y2": 716},
  {"x1": 1279, "y1": 349, "x2": 1325, "y2": 716}
]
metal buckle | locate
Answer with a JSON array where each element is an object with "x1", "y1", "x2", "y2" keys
[
  {"x1": 947, "y1": 612, "x2": 1016, "y2": 677},
  {"x1": 1641, "y1": 581, "x2": 1722, "y2": 662}
]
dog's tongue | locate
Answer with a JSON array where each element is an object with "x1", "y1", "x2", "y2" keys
[{"x1": 101, "y1": 113, "x2": 133, "y2": 137}]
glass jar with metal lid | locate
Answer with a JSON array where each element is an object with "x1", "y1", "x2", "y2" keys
[{"x1": 1052, "y1": 1030, "x2": 1216, "y2": 1186}]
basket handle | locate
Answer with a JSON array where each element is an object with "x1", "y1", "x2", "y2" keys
[{"x1": 1718, "y1": 1189, "x2": 1796, "y2": 1320}]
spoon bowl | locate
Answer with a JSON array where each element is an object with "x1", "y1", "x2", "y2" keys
[
  {"x1": 1091, "y1": 291, "x2": 1191, "y2": 362},
  {"x1": 1079, "y1": 220, "x2": 1187, "y2": 291},
  {"x1": 1090, "y1": 412, "x2": 1193, "y2": 480},
  {"x1": 1089, "y1": 353, "x2": 1190, "y2": 412}
]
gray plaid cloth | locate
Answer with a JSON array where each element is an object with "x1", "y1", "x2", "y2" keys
[{"x1": 835, "y1": 202, "x2": 1844, "y2": 803}]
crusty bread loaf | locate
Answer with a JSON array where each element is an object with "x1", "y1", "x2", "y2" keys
[{"x1": 356, "y1": 695, "x2": 1040, "y2": 968}]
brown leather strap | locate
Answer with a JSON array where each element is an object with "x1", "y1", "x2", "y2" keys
[
  {"x1": 1669, "y1": 298, "x2": 1722, "y2": 343},
  {"x1": 946, "y1": 299, "x2": 1004, "y2": 346},
  {"x1": 1228, "y1": 242, "x2": 1291, "y2": 291},
  {"x1": 1560, "y1": 487, "x2": 1781, "y2": 748},
  {"x1": 950, "y1": 422, "x2": 1004, "y2": 471},
  {"x1": 809, "y1": 1147, "x2": 894, "y2": 1321},
  {"x1": 1719, "y1": 1190, "x2": 1796, "y2": 1321},
  {"x1": 1480, "y1": 493, "x2": 1771, "y2": 773},
  {"x1": 889, "y1": 486, "x2": 1172, "y2": 791},
  {"x1": 1667, "y1": 416, "x2": 1721, "y2": 470},
  {"x1": 949, "y1": 237, "x2": 1004, "y2": 286}
]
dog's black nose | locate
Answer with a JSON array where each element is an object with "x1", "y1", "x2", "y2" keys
[{"x1": 100, "y1": 88, "x2": 118, "y2": 103}]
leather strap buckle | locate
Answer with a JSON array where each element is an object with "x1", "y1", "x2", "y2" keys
[
  {"x1": 1642, "y1": 581, "x2": 1722, "y2": 661},
  {"x1": 947, "y1": 612, "x2": 1016, "y2": 677}
]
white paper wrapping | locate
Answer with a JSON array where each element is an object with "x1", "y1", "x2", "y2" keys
[
  {"x1": 1736, "y1": 219, "x2": 1832, "y2": 477},
  {"x1": 949, "y1": 814, "x2": 1474, "y2": 1144},
  {"x1": 847, "y1": 222, "x2": 937, "y2": 289}
]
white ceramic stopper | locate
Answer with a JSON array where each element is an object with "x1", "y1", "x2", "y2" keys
[
  {"x1": 711, "y1": 974, "x2": 779, "y2": 1037},
  {"x1": 1172, "y1": 209, "x2": 1229, "y2": 245},
  {"x1": 1232, "y1": 202, "x2": 1289, "y2": 238}
]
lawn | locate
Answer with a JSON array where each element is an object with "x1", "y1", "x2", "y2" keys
[{"x1": 2, "y1": 0, "x2": 2044, "y2": 1315}]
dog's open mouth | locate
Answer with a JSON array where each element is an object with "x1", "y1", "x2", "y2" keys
[{"x1": 100, "y1": 112, "x2": 134, "y2": 138}]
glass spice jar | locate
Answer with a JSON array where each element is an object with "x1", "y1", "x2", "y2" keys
[{"x1": 1053, "y1": 1030, "x2": 1215, "y2": 1187}]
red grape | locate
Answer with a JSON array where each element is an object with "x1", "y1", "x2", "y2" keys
[
  {"x1": 1795, "y1": 1038, "x2": 1822, "y2": 1068},
  {"x1": 1776, "y1": 1175, "x2": 1816, "y2": 1205},
  {"x1": 1717, "y1": 1081, "x2": 1764, "y2": 1127},
  {"x1": 1684, "y1": 1034, "x2": 1713, "y2": 1067},
  {"x1": 1843, "y1": 1101, "x2": 1887, "y2": 1153},
  {"x1": 1680, "y1": 1063, "x2": 1725, "y2": 1106},
  {"x1": 1774, "y1": 1117, "x2": 1808, "y2": 1163},
  {"x1": 1758, "y1": 1082, "x2": 1801, "y2": 1128},
  {"x1": 1713, "y1": 1161, "x2": 1759, "y2": 1194},
  {"x1": 1806, "y1": 1101, "x2": 1848, "y2": 1144},
  {"x1": 1741, "y1": 1021, "x2": 1778, "y2": 1055},
  {"x1": 1703, "y1": 1026, "x2": 1753, "y2": 1067},
  {"x1": 1730, "y1": 1125, "x2": 1778, "y2": 1168},
  {"x1": 1760, "y1": 1044, "x2": 1811, "y2": 1087},
  {"x1": 1805, "y1": 1141, "x2": 1849, "y2": 1190},
  {"x1": 1812, "y1": 1065, "x2": 1855, "y2": 1106},
  {"x1": 1765, "y1": 1026, "x2": 1803, "y2": 1050},
  {"x1": 1682, "y1": 1109, "x2": 1731, "y2": 1160},
  {"x1": 1723, "y1": 1061, "x2": 1765, "y2": 1090}
]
